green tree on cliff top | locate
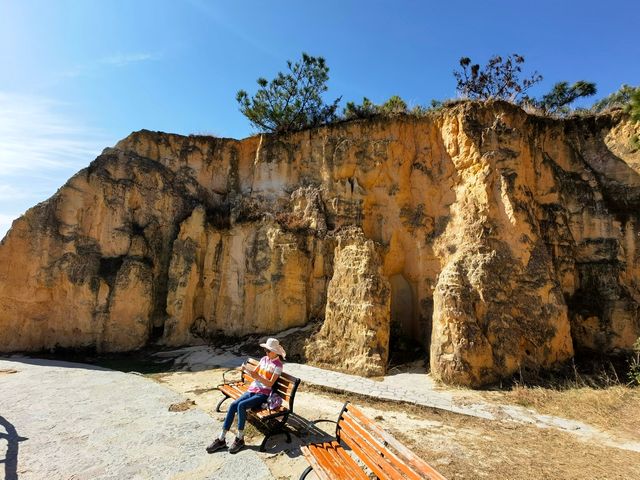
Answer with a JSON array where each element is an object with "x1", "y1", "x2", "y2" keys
[
  {"x1": 534, "y1": 81, "x2": 597, "y2": 114},
  {"x1": 236, "y1": 53, "x2": 341, "y2": 134},
  {"x1": 592, "y1": 84, "x2": 640, "y2": 114},
  {"x1": 631, "y1": 89, "x2": 640, "y2": 121}
]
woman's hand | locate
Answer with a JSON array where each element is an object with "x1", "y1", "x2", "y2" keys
[{"x1": 240, "y1": 362, "x2": 256, "y2": 374}]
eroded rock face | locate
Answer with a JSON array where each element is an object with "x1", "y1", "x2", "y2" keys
[
  {"x1": 305, "y1": 228, "x2": 390, "y2": 376},
  {"x1": 163, "y1": 205, "x2": 327, "y2": 346},
  {"x1": 1, "y1": 101, "x2": 639, "y2": 386}
]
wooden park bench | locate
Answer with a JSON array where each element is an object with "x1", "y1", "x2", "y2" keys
[
  {"x1": 300, "y1": 401, "x2": 447, "y2": 480},
  {"x1": 215, "y1": 357, "x2": 301, "y2": 452}
]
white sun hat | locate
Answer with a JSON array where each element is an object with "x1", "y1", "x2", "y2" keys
[{"x1": 260, "y1": 337, "x2": 286, "y2": 358}]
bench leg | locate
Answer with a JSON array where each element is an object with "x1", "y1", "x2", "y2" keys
[
  {"x1": 215, "y1": 395, "x2": 229, "y2": 413},
  {"x1": 259, "y1": 427, "x2": 292, "y2": 452},
  {"x1": 299, "y1": 466, "x2": 313, "y2": 480}
]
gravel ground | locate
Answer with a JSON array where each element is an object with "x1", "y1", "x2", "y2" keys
[{"x1": 0, "y1": 357, "x2": 271, "y2": 480}]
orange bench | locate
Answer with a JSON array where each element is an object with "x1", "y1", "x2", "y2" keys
[
  {"x1": 216, "y1": 357, "x2": 301, "y2": 451},
  {"x1": 300, "y1": 401, "x2": 446, "y2": 480}
]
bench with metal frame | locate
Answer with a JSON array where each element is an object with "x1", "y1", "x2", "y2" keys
[
  {"x1": 300, "y1": 401, "x2": 446, "y2": 479},
  {"x1": 215, "y1": 357, "x2": 301, "y2": 452}
]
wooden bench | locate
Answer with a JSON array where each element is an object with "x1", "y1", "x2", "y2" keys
[
  {"x1": 300, "y1": 401, "x2": 446, "y2": 480},
  {"x1": 215, "y1": 357, "x2": 301, "y2": 451}
]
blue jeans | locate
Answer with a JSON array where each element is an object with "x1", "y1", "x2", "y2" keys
[{"x1": 223, "y1": 392, "x2": 268, "y2": 431}]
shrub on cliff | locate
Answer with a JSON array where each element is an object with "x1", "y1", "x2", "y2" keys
[
  {"x1": 530, "y1": 81, "x2": 597, "y2": 115},
  {"x1": 453, "y1": 54, "x2": 542, "y2": 102},
  {"x1": 628, "y1": 88, "x2": 640, "y2": 121},
  {"x1": 380, "y1": 95, "x2": 408, "y2": 115},
  {"x1": 593, "y1": 85, "x2": 640, "y2": 150},
  {"x1": 592, "y1": 84, "x2": 640, "y2": 114},
  {"x1": 343, "y1": 95, "x2": 408, "y2": 119},
  {"x1": 343, "y1": 97, "x2": 378, "y2": 119},
  {"x1": 236, "y1": 53, "x2": 341, "y2": 133}
]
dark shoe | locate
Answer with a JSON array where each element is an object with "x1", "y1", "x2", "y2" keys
[
  {"x1": 206, "y1": 438, "x2": 227, "y2": 453},
  {"x1": 228, "y1": 437, "x2": 245, "y2": 454}
]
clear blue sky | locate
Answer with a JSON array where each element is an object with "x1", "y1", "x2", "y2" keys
[{"x1": 1, "y1": 0, "x2": 638, "y2": 238}]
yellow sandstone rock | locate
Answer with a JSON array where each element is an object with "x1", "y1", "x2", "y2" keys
[{"x1": 0, "y1": 101, "x2": 638, "y2": 386}]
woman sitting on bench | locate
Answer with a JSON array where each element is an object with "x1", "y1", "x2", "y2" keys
[{"x1": 206, "y1": 337, "x2": 286, "y2": 454}]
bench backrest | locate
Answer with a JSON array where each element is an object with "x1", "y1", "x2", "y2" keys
[
  {"x1": 244, "y1": 357, "x2": 300, "y2": 411},
  {"x1": 335, "y1": 402, "x2": 446, "y2": 480}
]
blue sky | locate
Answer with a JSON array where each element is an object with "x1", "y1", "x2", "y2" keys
[{"x1": 1, "y1": 0, "x2": 639, "y2": 238}]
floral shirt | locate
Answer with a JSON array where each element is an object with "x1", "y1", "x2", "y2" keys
[{"x1": 247, "y1": 355, "x2": 283, "y2": 395}]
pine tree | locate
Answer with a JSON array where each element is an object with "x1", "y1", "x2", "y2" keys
[
  {"x1": 592, "y1": 84, "x2": 640, "y2": 113},
  {"x1": 536, "y1": 81, "x2": 597, "y2": 114},
  {"x1": 236, "y1": 53, "x2": 340, "y2": 133}
]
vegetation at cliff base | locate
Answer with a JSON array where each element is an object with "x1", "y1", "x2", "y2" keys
[{"x1": 629, "y1": 338, "x2": 640, "y2": 386}]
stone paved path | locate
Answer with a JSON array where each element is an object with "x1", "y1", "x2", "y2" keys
[{"x1": 0, "y1": 357, "x2": 271, "y2": 480}]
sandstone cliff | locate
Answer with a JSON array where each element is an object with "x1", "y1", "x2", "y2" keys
[{"x1": 1, "y1": 101, "x2": 639, "y2": 386}]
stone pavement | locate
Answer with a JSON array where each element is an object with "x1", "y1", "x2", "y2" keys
[
  {"x1": 162, "y1": 346, "x2": 640, "y2": 453},
  {"x1": 0, "y1": 357, "x2": 272, "y2": 480}
]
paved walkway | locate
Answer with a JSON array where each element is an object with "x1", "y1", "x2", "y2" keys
[
  {"x1": 161, "y1": 345, "x2": 640, "y2": 453},
  {"x1": 0, "y1": 357, "x2": 272, "y2": 480}
]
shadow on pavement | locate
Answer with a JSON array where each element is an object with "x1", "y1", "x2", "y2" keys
[
  {"x1": 0, "y1": 356, "x2": 112, "y2": 372},
  {"x1": 0, "y1": 352, "x2": 174, "y2": 374},
  {"x1": 0, "y1": 416, "x2": 28, "y2": 480}
]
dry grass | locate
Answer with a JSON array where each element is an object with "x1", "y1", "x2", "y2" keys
[
  {"x1": 395, "y1": 415, "x2": 640, "y2": 480},
  {"x1": 168, "y1": 399, "x2": 196, "y2": 412},
  {"x1": 304, "y1": 386, "x2": 640, "y2": 480},
  {"x1": 483, "y1": 385, "x2": 640, "y2": 439}
]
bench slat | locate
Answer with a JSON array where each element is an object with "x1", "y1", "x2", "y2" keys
[
  {"x1": 345, "y1": 405, "x2": 446, "y2": 480},
  {"x1": 304, "y1": 442, "x2": 370, "y2": 480},
  {"x1": 342, "y1": 414, "x2": 410, "y2": 480},
  {"x1": 274, "y1": 381, "x2": 296, "y2": 397},
  {"x1": 340, "y1": 412, "x2": 403, "y2": 480},
  {"x1": 254, "y1": 405, "x2": 288, "y2": 419},
  {"x1": 301, "y1": 402, "x2": 446, "y2": 480},
  {"x1": 310, "y1": 443, "x2": 350, "y2": 479},
  {"x1": 331, "y1": 442, "x2": 372, "y2": 480},
  {"x1": 340, "y1": 426, "x2": 402, "y2": 480},
  {"x1": 342, "y1": 412, "x2": 422, "y2": 480},
  {"x1": 219, "y1": 384, "x2": 245, "y2": 398},
  {"x1": 301, "y1": 445, "x2": 335, "y2": 480},
  {"x1": 217, "y1": 358, "x2": 299, "y2": 432},
  {"x1": 241, "y1": 358, "x2": 296, "y2": 401},
  {"x1": 219, "y1": 382, "x2": 289, "y2": 417}
]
